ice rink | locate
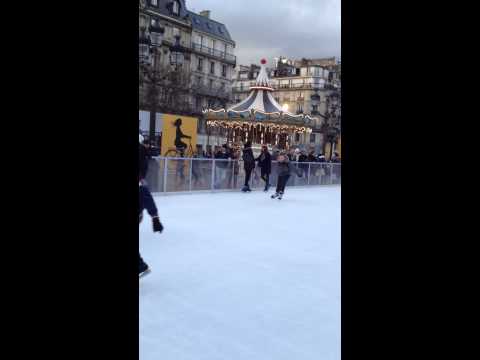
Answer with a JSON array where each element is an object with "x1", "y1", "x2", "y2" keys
[{"x1": 140, "y1": 186, "x2": 341, "y2": 360}]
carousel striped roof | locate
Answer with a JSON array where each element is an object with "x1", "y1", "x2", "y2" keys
[
  {"x1": 204, "y1": 59, "x2": 317, "y2": 124},
  {"x1": 228, "y1": 59, "x2": 304, "y2": 117}
]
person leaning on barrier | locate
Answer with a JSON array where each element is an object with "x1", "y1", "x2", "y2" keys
[
  {"x1": 298, "y1": 150, "x2": 309, "y2": 177},
  {"x1": 307, "y1": 150, "x2": 317, "y2": 162},
  {"x1": 330, "y1": 152, "x2": 341, "y2": 163}
]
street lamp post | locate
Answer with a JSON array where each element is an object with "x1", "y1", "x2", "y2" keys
[
  {"x1": 144, "y1": 24, "x2": 164, "y2": 145},
  {"x1": 141, "y1": 29, "x2": 187, "y2": 146}
]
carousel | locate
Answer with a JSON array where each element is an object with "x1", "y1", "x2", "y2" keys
[{"x1": 202, "y1": 59, "x2": 317, "y2": 150}]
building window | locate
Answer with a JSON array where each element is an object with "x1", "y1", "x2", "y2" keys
[
  {"x1": 150, "y1": 0, "x2": 158, "y2": 6},
  {"x1": 172, "y1": 0, "x2": 180, "y2": 15},
  {"x1": 295, "y1": 133, "x2": 300, "y2": 142},
  {"x1": 296, "y1": 103, "x2": 303, "y2": 113},
  {"x1": 172, "y1": 27, "x2": 180, "y2": 38},
  {"x1": 210, "y1": 61, "x2": 215, "y2": 74},
  {"x1": 209, "y1": 79, "x2": 214, "y2": 89},
  {"x1": 196, "y1": 76, "x2": 203, "y2": 86},
  {"x1": 222, "y1": 65, "x2": 227, "y2": 77},
  {"x1": 310, "y1": 133, "x2": 316, "y2": 143},
  {"x1": 139, "y1": 44, "x2": 150, "y2": 63},
  {"x1": 220, "y1": 82, "x2": 225, "y2": 91},
  {"x1": 312, "y1": 104, "x2": 318, "y2": 113},
  {"x1": 150, "y1": 18, "x2": 159, "y2": 27},
  {"x1": 195, "y1": 96, "x2": 202, "y2": 110},
  {"x1": 197, "y1": 58, "x2": 203, "y2": 71},
  {"x1": 151, "y1": 32, "x2": 162, "y2": 46}
]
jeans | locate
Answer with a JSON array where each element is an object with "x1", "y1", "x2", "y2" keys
[{"x1": 276, "y1": 174, "x2": 290, "y2": 193}]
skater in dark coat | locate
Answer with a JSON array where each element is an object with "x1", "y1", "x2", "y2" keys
[
  {"x1": 271, "y1": 151, "x2": 292, "y2": 199},
  {"x1": 139, "y1": 134, "x2": 163, "y2": 277},
  {"x1": 139, "y1": 183, "x2": 164, "y2": 277},
  {"x1": 256, "y1": 144, "x2": 272, "y2": 191},
  {"x1": 242, "y1": 141, "x2": 255, "y2": 191}
]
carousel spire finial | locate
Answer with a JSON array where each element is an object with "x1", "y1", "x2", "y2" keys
[{"x1": 255, "y1": 58, "x2": 271, "y2": 88}]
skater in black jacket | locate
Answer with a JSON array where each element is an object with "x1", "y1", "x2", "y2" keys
[
  {"x1": 242, "y1": 141, "x2": 255, "y2": 192},
  {"x1": 139, "y1": 134, "x2": 164, "y2": 277},
  {"x1": 256, "y1": 144, "x2": 271, "y2": 191}
]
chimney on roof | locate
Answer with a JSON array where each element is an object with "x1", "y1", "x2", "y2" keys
[{"x1": 200, "y1": 10, "x2": 211, "y2": 18}]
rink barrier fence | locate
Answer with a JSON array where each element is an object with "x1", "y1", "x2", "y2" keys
[{"x1": 145, "y1": 157, "x2": 341, "y2": 194}]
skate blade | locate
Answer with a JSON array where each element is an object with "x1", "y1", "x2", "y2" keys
[{"x1": 139, "y1": 269, "x2": 151, "y2": 278}]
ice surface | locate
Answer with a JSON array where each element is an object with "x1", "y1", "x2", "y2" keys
[{"x1": 140, "y1": 186, "x2": 341, "y2": 360}]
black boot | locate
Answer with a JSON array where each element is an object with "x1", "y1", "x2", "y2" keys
[{"x1": 139, "y1": 256, "x2": 150, "y2": 278}]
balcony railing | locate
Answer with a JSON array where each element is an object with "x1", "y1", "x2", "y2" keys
[
  {"x1": 232, "y1": 82, "x2": 330, "y2": 92},
  {"x1": 191, "y1": 43, "x2": 236, "y2": 64},
  {"x1": 195, "y1": 85, "x2": 231, "y2": 99}
]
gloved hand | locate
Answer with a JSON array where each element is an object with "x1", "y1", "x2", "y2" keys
[{"x1": 152, "y1": 216, "x2": 164, "y2": 233}]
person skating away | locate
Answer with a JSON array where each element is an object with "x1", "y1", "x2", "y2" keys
[
  {"x1": 241, "y1": 141, "x2": 255, "y2": 192},
  {"x1": 256, "y1": 144, "x2": 272, "y2": 191},
  {"x1": 271, "y1": 151, "x2": 293, "y2": 200}
]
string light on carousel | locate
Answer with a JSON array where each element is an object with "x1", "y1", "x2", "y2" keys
[{"x1": 202, "y1": 58, "x2": 315, "y2": 149}]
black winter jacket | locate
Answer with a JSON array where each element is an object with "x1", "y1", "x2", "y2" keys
[
  {"x1": 256, "y1": 151, "x2": 272, "y2": 173},
  {"x1": 242, "y1": 148, "x2": 255, "y2": 170}
]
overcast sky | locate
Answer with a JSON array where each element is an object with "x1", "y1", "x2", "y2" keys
[{"x1": 189, "y1": 0, "x2": 340, "y2": 66}]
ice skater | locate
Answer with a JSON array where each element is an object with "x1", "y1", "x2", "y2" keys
[
  {"x1": 271, "y1": 151, "x2": 294, "y2": 200},
  {"x1": 139, "y1": 182, "x2": 164, "y2": 277},
  {"x1": 241, "y1": 141, "x2": 255, "y2": 192},
  {"x1": 256, "y1": 144, "x2": 272, "y2": 191},
  {"x1": 139, "y1": 134, "x2": 164, "y2": 277}
]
